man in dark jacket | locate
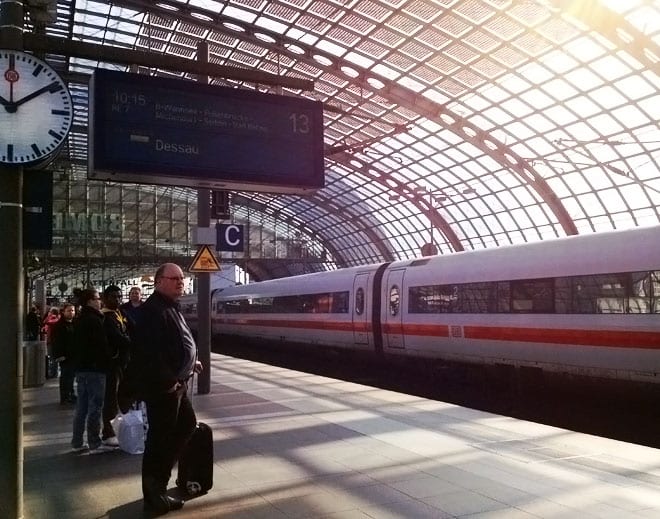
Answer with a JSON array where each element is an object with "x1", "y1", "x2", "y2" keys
[
  {"x1": 70, "y1": 288, "x2": 115, "y2": 454},
  {"x1": 100, "y1": 285, "x2": 132, "y2": 445},
  {"x1": 135, "y1": 263, "x2": 202, "y2": 515},
  {"x1": 25, "y1": 305, "x2": 41, "y2": 340},
  {"x1": 51, "y1": 303, "x2": 77, "y2": 404}
]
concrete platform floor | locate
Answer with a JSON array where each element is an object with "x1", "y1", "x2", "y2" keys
[{"x1": 23, "y1": 353, "x2": 660, "y2": 518}]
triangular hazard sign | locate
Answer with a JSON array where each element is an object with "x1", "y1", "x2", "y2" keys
[{"x1": 188, "y1": 244, "x2": 221, "y2": 273}]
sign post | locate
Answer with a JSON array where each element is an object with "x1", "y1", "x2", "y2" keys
[{"x1": 195, "y1": 42, "x2": 212, "y2": 395}]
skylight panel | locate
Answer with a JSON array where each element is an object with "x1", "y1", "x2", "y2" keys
[
  {"x1": 539, "y1": 77, "x2": 579, "y2": 100},
  {"x1": 563, "y1": 67, "x2": 605, "y2": 90},
  {"x1": 480, "y1": 105, "x2": 516, "y2": 126},
  {"x1": 344, "y1": 51, "x2": 375, "y2": 69},
  {"x1": 588, "y1": 84, "x2": 629, "y2": 110},
  {"x1": 222, "y1": 4, "x2": 259, "y2": 23},
  {"x1": 397, "y1": 76, "x2": 425, "y2": 92},
  {"x1": 577, "y1": 192, "x2": 607, "y2": 216},
  {"x1": 564, "y1": 35, "x2": 609, "y2": 63},
  {"x1": 315, "y1": 38, "x2": 347, "y2": 57},
  {"x1": 254, "y1": 16, "x2": 288, "y2": 35},
  {"x1": 81, "y1": 0, "x2": 111, "y2": 14}
]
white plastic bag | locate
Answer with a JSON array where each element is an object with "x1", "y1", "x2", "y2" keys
[{"x1": 112, "y1": 408, "x2": 145, "y2": 455}]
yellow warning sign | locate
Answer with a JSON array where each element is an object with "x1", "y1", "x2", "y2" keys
[{"x1": 188, "y1": 244, "x2": 221, "y2": 273}]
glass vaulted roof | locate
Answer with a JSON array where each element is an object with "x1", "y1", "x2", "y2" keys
[{"x1": 28, "y1": 0, "x2": 660, "y2": 271}]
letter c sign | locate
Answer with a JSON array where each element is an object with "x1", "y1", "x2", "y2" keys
[{"x1": 216, "y1": 224, "x2": 244, "y2": 252}]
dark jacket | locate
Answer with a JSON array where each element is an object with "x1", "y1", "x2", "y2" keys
[
  {"x1": 102, "y1": 307, "x2": 132, "y2": 371},
  {"x1": 72, "y1": 305, "x2": 111, "y2": 373},
  {"x1": 132, "y1": 291, "x2": 197, "y2": 397},
  {"x1": 26, "y1": 310, "x2": 41, "y2": 340},
  {"x1": 119, "y1": 301, "x2": 142, "y2": 329},
  {"x1": 51, "y1": 318, "x2": 75, "y2": 360}
]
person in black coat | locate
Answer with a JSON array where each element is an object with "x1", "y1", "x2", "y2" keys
[
  {"x1": 133, "y1": 263, "x2": 202, "y2": 515},
  {"x1": 51, "y1": 303, "x2": 77, "y2": 404},
  {"x1": 100, "y1": 285, "x2": 132, "y2": 444},
  {"x1": 25, "y1": 305, "x2": 41, "y2": 341}
]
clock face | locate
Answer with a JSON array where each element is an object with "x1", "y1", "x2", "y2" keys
[{"x1": 0, "y1": 50, "x2": 73, "y2": 166}]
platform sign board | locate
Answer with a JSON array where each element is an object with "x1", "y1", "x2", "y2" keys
[
  {"x1": 88, "y1": 69, "x2": 324, "y2": 194},
  {"x1": 23, "y1": 170, "x2": 53, "y2": 250},
  {"x1": 216, "y1": 223, "x2": 244, "y2": 252}
]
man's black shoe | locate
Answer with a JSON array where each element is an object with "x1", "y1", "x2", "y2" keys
[{"x1": 143, "y1": 494, "x2": 184, "y2": 515}]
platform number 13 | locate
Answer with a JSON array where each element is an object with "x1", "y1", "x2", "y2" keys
[{"x1": 289, "y1": 113, "x2": 310, "y2": 134}]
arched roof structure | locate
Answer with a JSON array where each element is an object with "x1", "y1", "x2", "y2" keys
[{"x1": 20, "y1": 0, "x2": 660, "y2": 279}]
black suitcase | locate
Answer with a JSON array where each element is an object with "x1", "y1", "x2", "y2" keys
[{"x1": 176, "y1": 422, "x2": 213, "y2": 496}]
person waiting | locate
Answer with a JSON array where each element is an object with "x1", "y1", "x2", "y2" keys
[
  {"x1": 100, "y1": 285, "x2": 132, "y2": 446},
  {"x1": 70, "y1": 289, "x2": 116, "y2": 454},
  {"x1": 51, "y1": 303, "x2": 77, "y2": 404},
  {"x1": 120, "y1": 286, "x2": 143, "y2": 325}
]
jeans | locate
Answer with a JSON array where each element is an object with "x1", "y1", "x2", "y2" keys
[
  {"x1": 72, "y1": 371, "x2": 106, "y2": 449},
  {"x1": 59, "y1": 359, "x2": 75, "y2": 402}
]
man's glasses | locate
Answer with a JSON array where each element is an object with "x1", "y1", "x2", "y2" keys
[{"x1": 161, "y1": 276, "x2": 185, "y2": 281}]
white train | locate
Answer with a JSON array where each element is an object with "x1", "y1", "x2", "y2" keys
[{"x1": 182, "y1": 225, "x2": 660, "y2": 383}]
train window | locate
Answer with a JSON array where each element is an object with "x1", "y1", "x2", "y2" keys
[
  {"x1": 629, "y1": 271, "x2": 652, "y2": 313},
  {"x1": 652, "y1": 271, "x2": 660, "y2": 313},
  {"x1": 572, "y1": 274, "x2": 626, "y2": 314},
  {"x1": 497, "y1": 282, "x2": 510, "y2": 313},
  {"x1": 389, "y1": 285, "x2": 400, "y2": 317},
  {"x1": 272, "y1": 295, "x2": 301, "y2": 313},
  {"x1": 511, "y1": 278, "x2": 554, "y2": 313},
  {"x1": 458, "y1": 283, "x2": 493, "y2": 313},
  {"x1": 355, "y1": 287, "x2": 365, "y2": 315},
  {"x1": 269, "y1": 292, "x2": 349, "y2": 313},
  {"x1": 408, "y1": 270, "x2": 658, "y2": 316},
  {"x1": 331, "y1": 291, "x2": 349, "y2": 313},
  {"x1": 409, "y1": 285, "x2": 457, "y2": 313},
  {"x1": 554, "y1": 277, "x2": 572, "y2": 313}
]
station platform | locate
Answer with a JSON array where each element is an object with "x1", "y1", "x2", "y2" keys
[{"x1": 24, "y1": 353, "x2": 660, "y2": 518}]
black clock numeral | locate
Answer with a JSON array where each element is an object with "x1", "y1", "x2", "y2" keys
[
  {"x1": 7, "y1": 144, "x2": 13, "y2": 162},
  {"x1": 9, "y1": 54, "x2": 14, "y2": 68},
  {"x1": 48, "y1": 82, "x2": 63, "y2": 94},
  {"x1": 32, "y1": 64, "x2": 43, "y2": 77},
  {"x1": 31, "y1": 143, "x2": 41, "y2": 155},
  {"x1": 48, "y1": 129, "x2": 63, "y2": 140},
  {"x1": 52, "y1": 109, "x2": 69, "y2": 116}
]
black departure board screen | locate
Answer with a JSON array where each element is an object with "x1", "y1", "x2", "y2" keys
[{"x1": 88, "y1": 69, "x2": 324, "y2": 194}]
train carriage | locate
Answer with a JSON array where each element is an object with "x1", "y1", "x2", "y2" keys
[
  {"x1": 378, "y1": 226, "x2": 660, "y2": 381},
  {"x1": 184, "y1": 225, "x2": 660, "y2": 384},
  {"x1": 209, "y1": 264, "x2": 383, "y2": 351}
]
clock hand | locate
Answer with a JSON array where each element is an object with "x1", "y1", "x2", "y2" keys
[
  {"x1": 12, "y1": 81, "x2": 63, "y2": 108},
  {"x1": 0, "y1": 94, "x2": 9, "y2": 106}
]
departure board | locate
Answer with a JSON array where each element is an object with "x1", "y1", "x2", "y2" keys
[{"x1": 88, "y1": 69, "x2": 324, "y2": 194}]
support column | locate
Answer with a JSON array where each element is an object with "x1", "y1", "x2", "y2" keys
[
  {"x1": 0, "y1": 170, "x2": 24, "y2": 519},
  {"x1": 0, "y1": 2, "x2": 25, "y2": 517}
]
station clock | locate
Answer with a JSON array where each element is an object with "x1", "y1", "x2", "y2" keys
[{"x1": 0, "y1": 49, "x2": 73, "y2": 166}]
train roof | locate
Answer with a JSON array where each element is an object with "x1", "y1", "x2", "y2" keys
[{"x1": 395, "y1": 224, "x2": 660, "y2": 283}]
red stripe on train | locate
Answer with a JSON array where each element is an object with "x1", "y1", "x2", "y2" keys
[
  {"x1": 216, "y1": 319, "x2": 660, "y2": 349},
  {"x1": 464, "y1": 326, "x2": 660, "y2": 349}
]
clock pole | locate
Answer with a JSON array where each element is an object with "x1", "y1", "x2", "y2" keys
[
  {"x1": 0, "y1": 1, "x2": 25, "y2": 518},
  {"x1": 0, "y1": 163, "x2": 23, "y2": 519}
]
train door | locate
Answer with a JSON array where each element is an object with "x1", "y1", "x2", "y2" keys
[
  {"x1": 384, "y1": 268, "x2": 405, "y2": 349},
  {"x1": 352, "y1": 273, "x2": 370, "y2": 345}
]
